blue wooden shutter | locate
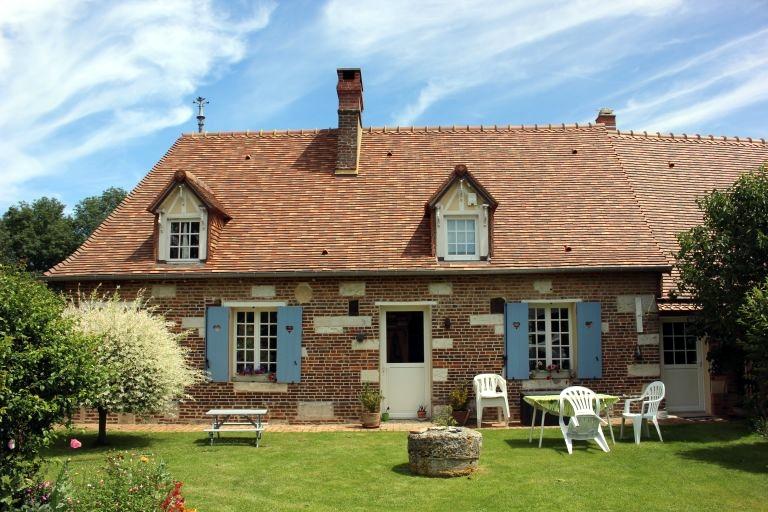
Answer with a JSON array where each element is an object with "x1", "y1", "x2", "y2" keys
[
  {"x1": 277, "y1": 306, "x2": 302, "y2": 383},
  {"x1": 576, "y1": 302, "x2": 602, "y2": 379},
  {"x1": 205, "y1": 306, "x2": 230, "y2": 382},
  {"x1": 504, "y1": 302, "x2": 529, "y2": 379}
]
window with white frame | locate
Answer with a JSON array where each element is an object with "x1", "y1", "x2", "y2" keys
[
  {"x1": 662, "y1": 320, "x2": 697, "y2": 365},
  {"x1": 168, "y1": 220, "x2": 201, "y2": 260},
  {"x1": 446, "y1": 217, "x2": 478, "y2": 258},
  {"x1": 528, "y1": 305, "x2": 572, "y2": 372},
  {"x1": 234, "y1": 310, "x2": 278, "y2": 377}
]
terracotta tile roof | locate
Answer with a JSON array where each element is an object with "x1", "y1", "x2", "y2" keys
[
  {"x1": 610, "y1": 131, "x2": 768, "y2": 296},
  {"x1": 658, "y1": 301, "x2": 700, "y2": 313},
  {"x1": 46, "y1": 124, "x2": 672, "y2": 279}
]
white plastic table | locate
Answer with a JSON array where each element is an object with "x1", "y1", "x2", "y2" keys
[
  {"x1": 523, "y1": 394, "x2": 618, "y2": 448},
  {"x1": 204, "y1": 408, "x2": 267, "y2": 446}
]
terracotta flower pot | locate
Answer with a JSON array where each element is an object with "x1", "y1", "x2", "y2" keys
[
  {"x1": 451, "y1": 409, "x2": 470, "y2": 426},
  {"x1": 361, "y1": 411, "x2": 381, "y2": 428}
]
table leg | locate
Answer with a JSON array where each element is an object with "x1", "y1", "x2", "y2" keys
[
  {"x1": 529, "y1": 408, "x2": 536, "y2": 443},
  {"x1": 539, "y1": 411, "x2": 546, "y2": 448},
  {"x1": 607, "y1": 409, "x2": 615, "y2": 445}
]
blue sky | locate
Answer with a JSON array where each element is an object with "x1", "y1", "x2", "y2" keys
[{"x1": 1, "y1": 0, "x2": 767, "y2": 212}]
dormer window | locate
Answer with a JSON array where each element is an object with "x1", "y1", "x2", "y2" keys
[
  {"x1": 427, "y1": 164, "x2": 497, "y2": 262},
  {"x1": 147, "y1": 170, "x2": 230, "y2": 264}
]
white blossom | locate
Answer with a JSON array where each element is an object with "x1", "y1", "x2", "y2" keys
[{"x1": 66, "y1": 291, "x2": 207, "y2": 415}]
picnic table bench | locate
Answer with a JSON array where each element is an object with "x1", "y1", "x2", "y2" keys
[{"x1": 204, "y1": 408, "x2": 267, "y2": 446}]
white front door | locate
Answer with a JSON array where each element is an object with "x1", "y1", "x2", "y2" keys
[
  {"x1": 380, "y1": 308, "x2": 430, "y2": 419},
  {"x1": 661, "y1": 320, "x2": 705, "y2": 414}
]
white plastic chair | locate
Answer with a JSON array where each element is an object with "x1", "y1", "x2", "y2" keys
[
  {"x1": 558, "y1": 386, "x2": 610, "y2": 454},
  {"x1": 473, "y1": 374, "x2": 510, "y2": 428},
  {"x1": 620, "y1": 381, "x2": 665, "y2": 444}
]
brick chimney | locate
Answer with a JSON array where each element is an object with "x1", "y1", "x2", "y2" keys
[
  {"x1": 336, "y1": 68, "x2": 363, "y2": 175},
  {"x1": 595, "y1": 108, "x2": 616, "y2": 129}
]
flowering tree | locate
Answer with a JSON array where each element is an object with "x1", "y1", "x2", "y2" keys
[
  {"x1": 68, "y1": 292, "x2": 207, "y2": 444},
  {"x1": 0, "y1": 265, "x2": 96, "y2": 508}
]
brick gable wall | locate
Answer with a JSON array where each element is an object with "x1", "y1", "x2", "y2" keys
[{"x1": 59, "y1": 272, "x2": 661, "y2": 424}]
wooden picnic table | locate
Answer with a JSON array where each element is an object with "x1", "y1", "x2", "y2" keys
[{"x1": 204, "y1": 408, "x2": 267, "y2": 447}]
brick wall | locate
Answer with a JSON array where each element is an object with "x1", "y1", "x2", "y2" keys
[{"x1": 58, "y1": 271, "x2": 661, "y2": 424}]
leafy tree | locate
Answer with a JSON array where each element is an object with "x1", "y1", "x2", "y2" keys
[
  {"x1": 1, "y1": 197, "x2": 79, "y2": 273},
  {"x1": 0, "y1": 266, "x2": 97, "y2": 508},
  {"x1": 740, "y1": 279, "x2": 768, "y2": 425},
  {"x1": 68, "y1": 292, "x2": 207, "y2": 445},
  {"x1": 0, "y1": 222, "x2": 14, "y2": 265},
  {"x1": 676, "y1": 166, "x2": 768, "y2": 397},
  {"x1": 72, "y1": 187, "x2": 127, "y2": 243}
]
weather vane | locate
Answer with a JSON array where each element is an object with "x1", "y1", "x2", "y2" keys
[{"x1": 193, "y1": 96, "x2": 209, "y2": 133}]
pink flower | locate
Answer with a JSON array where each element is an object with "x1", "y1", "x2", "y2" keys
[
  {"x1": 69, "y1": 438, "x2": 82, "y2": 449},
  {"x1": 7, "y1": 439, "x2": 15, "y2": 450}
]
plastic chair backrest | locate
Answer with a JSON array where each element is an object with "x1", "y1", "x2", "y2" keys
[
  {"x1": 473, "y1": 374, "x2": 504, "y2": 395},
  {"x1": 559, "y1": 386, "x2": 599, "y2": 417},
  {"x1": 642, "y1": 381, "x2": 665, "y2": 415}
]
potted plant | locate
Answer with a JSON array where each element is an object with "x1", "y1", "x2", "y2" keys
[
  {"x1": 417, "y1": 405, "x2": 428, "y2": 420},
  {"x1": 359, "y1": 383, "x2": 383, "y2": 428},
  {"x1": 449, "y1": 382, "x2": 471, "y2": 425}
]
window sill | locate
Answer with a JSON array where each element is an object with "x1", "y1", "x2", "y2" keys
[
  {"x1": 232, "y1": 381, "x2": 288, "y2": 393},
  {"x1": 437, "y1": 258, "x2": 489, "y2": 264}
]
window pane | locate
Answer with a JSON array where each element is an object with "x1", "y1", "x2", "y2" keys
[{"x1": 169, "y1": 247, "x2": 179, "y2": 259}]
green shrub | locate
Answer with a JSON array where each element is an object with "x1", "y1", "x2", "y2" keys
[
  {"x1": 449, "y1": 383, "x2": 470, "y2": 411},
  {"x1": 21, "y1": 451, "x2": 192, "y2": 512},
  {"x1": 74, "y1": 452, "x2": 174, "y2": 512},
  {"x1": 433, "y1": 406, "x2": 457, "y2": 427},
  {"x1": 740, "y1": 279, "x2": 768, "y2": 422},
  {"x1": 358, "y1": 383, "x2": 383, "y2": 413},
  {"x1": 0, "y1": 266, "x2": 96, "y2": 508}
]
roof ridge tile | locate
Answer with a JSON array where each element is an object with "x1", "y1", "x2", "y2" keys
[
  {"x1": 180, "y1": 122, "x2": 604, "y2": 139},
  {"x1": 614, "y1": 129, "x2": 766, "y2": 145}
]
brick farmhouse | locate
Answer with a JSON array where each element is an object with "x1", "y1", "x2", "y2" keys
[{"x1": 46, "y1": 69, "x2": 768, "y2": 424}]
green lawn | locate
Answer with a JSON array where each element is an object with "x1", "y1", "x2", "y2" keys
[{"x1": 43, "y1": 422, "x2": 767, "y2": 511}]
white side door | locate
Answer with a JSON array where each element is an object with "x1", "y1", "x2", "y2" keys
[
  {"x1": 661, "y1": 320, "x2": 705, "y2": 413},
  {"x1": 380, "y1": 308, "x2": 430, "y2": 419}
]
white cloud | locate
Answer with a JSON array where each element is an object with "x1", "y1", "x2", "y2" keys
[
  {"x1": 615, "y1": 27, "x2": 768, "y2": 133},
  {"x1": 0, "y1": 0, "x2": 274, "y2": 208},
  {"x1": 320, "y1": 0, "x2": 684, "y2": 125}
]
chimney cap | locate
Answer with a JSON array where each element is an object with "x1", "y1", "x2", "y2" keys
[
  {"x1": 337, "y1": 68, "x2": 363, "y2": 84},
  {"x1": 595, "y1": 107, "x2": 616, "y2": 129}
]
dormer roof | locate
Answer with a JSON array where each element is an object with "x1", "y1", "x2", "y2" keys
[
  {"x1": 147, "y1": 169, "x2": 231, "y2": 220},
  {"x1": 426, "y1": 164, "x2": 498, "y2": 211}
]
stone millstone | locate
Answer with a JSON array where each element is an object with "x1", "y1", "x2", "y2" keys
[{"x1": 407, "y1": 427, "x2": 482, "y2": 477}]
